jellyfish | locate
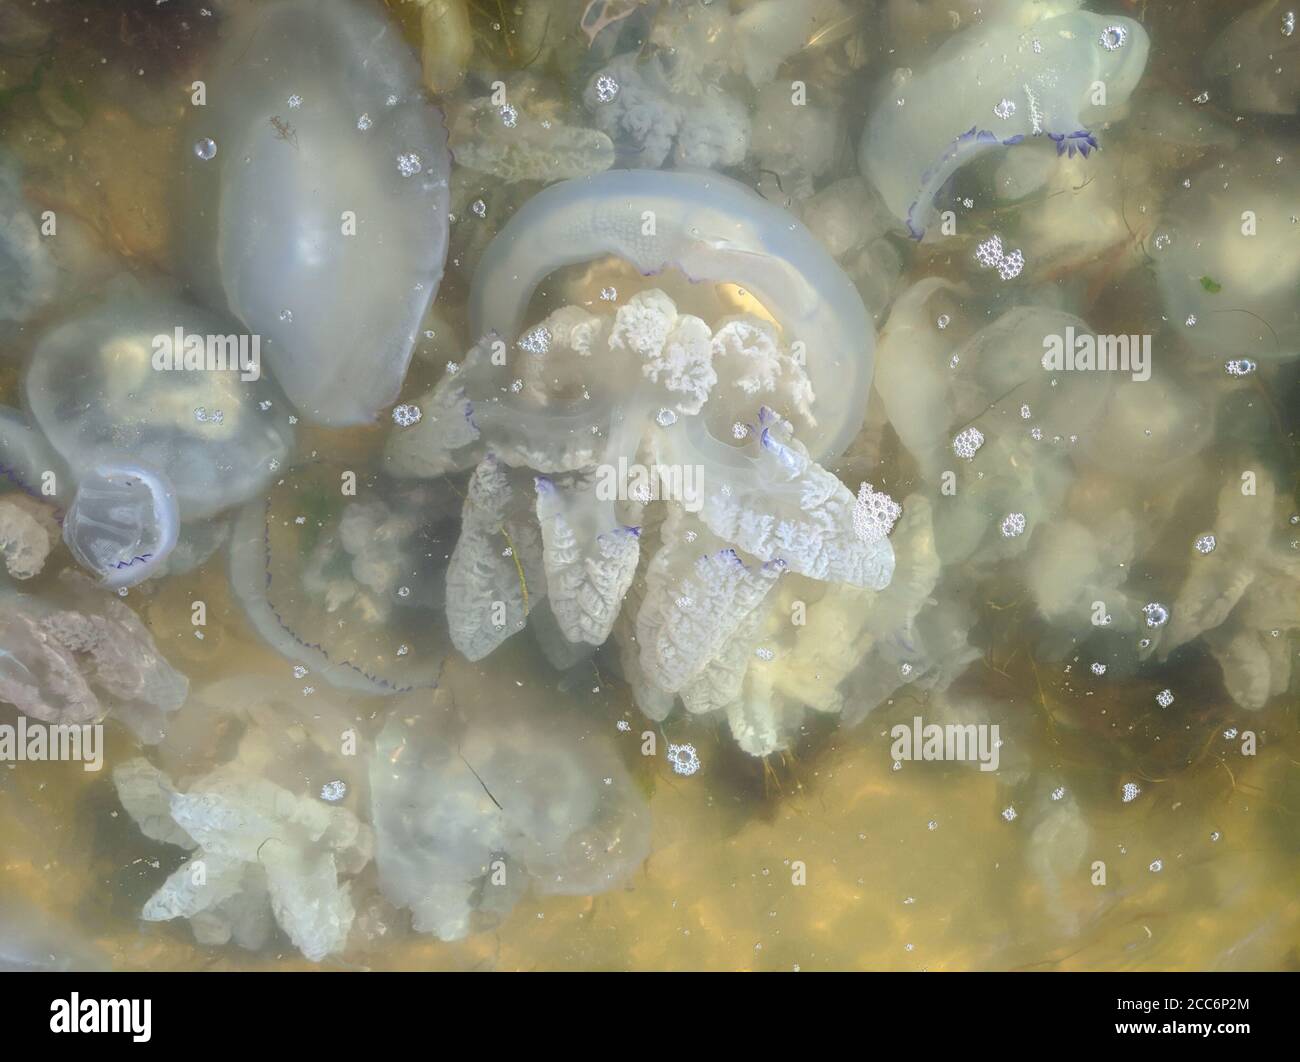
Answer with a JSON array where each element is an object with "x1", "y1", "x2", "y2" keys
[
  {"x1": 860, "y1": 8, "x2": 1150, "y2": 237},
  {"x1": 7, "y1": 284, "x2": 294, "y2": 585},
  {"x1": 177, "y1": 0, "x2": 451, "y2": 425},
  {"x1": 383, "y1": 170, "x2": 897, "y2": 753},
  {"x1": 0, "y1": 571, "x2": 188, "y2": 743},
  {"x1": 228, "y1": 462, "x2": 457, "y2": 694},
  {"x1": 368, "y1": 689, "x2": 650, "y2": 942},
  {"x1": 1153, "y1": 141, "x2": 1300, "y2": 362},
  {"x1": 60, "y1": 462, "x2": 179, "y2": 589}
]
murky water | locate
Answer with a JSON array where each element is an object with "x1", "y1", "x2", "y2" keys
[{"x1": 1, "y1": 0, "x2": 1297, "y2": 971}]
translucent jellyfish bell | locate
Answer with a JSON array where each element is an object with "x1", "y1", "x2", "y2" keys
[
  {"x1": 179, "y1": 0, "x2": 451, "y2": 425},
  {"x1": 24, "y1": 285, "x2": 294, "y2": 521},
  {"x1": 228, "y1": 462, "x2": 455, "y2": 693},
  {"x1": 62, "y1": 462, "x2": 179, "y2": 588}
]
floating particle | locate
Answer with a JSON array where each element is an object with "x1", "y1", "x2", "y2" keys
[
  {"x1": 1155, "y1": 688, "x2": 1174, "y2": 708},
  {"x1": 510, "y1": 379, "x2": 523, "y2": 393},
  {"x1": 1142, "y1": 602, "x2": 1169, "y2": 628},
  {"x1": 594, "y1": 73, "x2": 620, "y2": 103},
  {"x1": 926, "y1": 820, "x2": 938, "y2": 831},
  {"x1": 1001, "y1": 806, "x2": 1018, "y2": 822},
  {"x1": 268, "y1": 458, "x2": 280, "y2": 471},
  {"x1": 518, "y1": 326, "x2": 552, "y2": 355},
  {"x1": 656, "y1": 408, "x2": 678, "y2": 427},
  {"x1": 194, "y1": 137, "x2": 217, "y2": 160},
  {"x1": 1185, "y1": 314, "x2": 1197, "y2": 327},
  {"x1": 1223, "y1": 727, "x2": 1238, "y2": 740},
  {"x1": 1152, "y1": 232, "x2": 1171, "y2": 251},
  {"x1": 599, "y1": 286, "x2": 618, "y2": 302},
  {"x1": 899, "y1": 662, "x2": 914, "y2": 678},
  {"x1": 617, "y1": 720, "x2": 631, "y2": 732},
  {"x1": 357, "y1": 113, "x2": 372, "y2": 131},
  {"x1": 392, "y1": 403, "x2": 423, "y2": 427},
  {"x1": 1090, "y1": 662, "x2": 1106, "y2": 676},
  {"x1": 386, "y1": 94, "x2": 399, "y2": 107},
  {"x1": 993, "y1": 98, "x2": 1017, "y2": 119},
  {"x1": 1192, "y1": 90, "x2": 1210, "y2": 104},
  {"x1": 1098, "y1": 612, "x2": 1113, "y2": 626},
  {"x1": 319, "y1": 780, "x2": 347, "y2": 803},
  {"x1": 949, "y1": 354, "x2": 960, "y2": 369},
  {"x1": 1050, "y1": 786, "x2": 1066, "y2": 801},
  {"x1": 1138, "y1": 637, "x2": 1151, "y2": 649},
  {"x1": 471, "y1": 198, "x2": 487, "y2": 218},
  {"x1": 952, "y1": 426, "x2": 985, "y2": 460},
  {"x1": 1225, "y1": 358, "x2": 1257, "y2": 376},
  {"x1": 1099, "y1": 24, "x2": 1128, "y2": 49},
  {"x1": 396, "y1": 644, "x2": 409, "y2": 656},
  {"x1": 1210, "y1": 830, "x2": 1221, "y2": 842},
  {"x1": 499, "y1": 104, "x2": 519, "y2": 128},
  {"x1": 397, "y1": 586, "x2": 411, "y2": 598},
  {"x1": 259, "y1": 400, "x2": 273, "y2": 411},
  {"x1": 287, "y1": 94, "x2": 303, "y2": 109},
  {"x1": 1030, "y1": 426, "x2": 1043, "y2": 441},
  {"x1": 1000, "y1": 512, "x2": 1027, "y2": 538},
  {"x1": 936, "y1": 313, "x2": 950, "y2": 329},
  {"x1": 1019, "y1": 404, "x2": 1032, "y2": 419},
  {"x1": 1285, "y1": 11, "x2": 1296, "y2": 37},
  {"x1": 1121, "y1": 781, "x2": 1141, "y2": 803},
  {"x1": 1032, "y1": 38, "x2": 1042, "y2": 54},
  {"x1": 1148, "y1": 859, "x2": 1163, "y2": 873},
  {"x1": 194, "y1": 406, "x2": 208, "y2": 423},
  {"x1": 294, "y1": 516, "x2": 305, "y2": 525},
  {"x1": 279, "y1": 309, "x2": 293, "y2": 323},
  {"x1": 396, "y1": 153, "x2": 423, "y2": 177},
  {"x1": 301, "y1": 686, "x2": 315, "y2": 696},
  {"x1": 755, "y1": 647, "x2": 775, "y2": 661},
  {"x1": 1193, "y1": 533, "x2": 1217, "y2": 554},
  {"x1": 732, "y1": 422, "x2": 749, "y2": 440},
  {"x1": 667, "y1": 743, "x2": 701, "y2": 777}
]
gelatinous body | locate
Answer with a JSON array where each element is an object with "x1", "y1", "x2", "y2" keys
[
  {"x1": 23, "y1": 287, "x2": 294, "y2": 521},
  {"x1": 62, "y1": 462, "x2": 179, "y2": 588},
  {"x1": 369, "y1": 694, "x2": 650, "y2": 941},
  {"x1": 179, "y1": 0, "x2": 451, "y2": 425},
  {"x1": 228, "y1": 462, "x2": 455, "y2": 693},
  {"x1": 860, "y1": 10, "x2": 1149, "y2": 237},
  {"x1": 468, "y1": 169, "x2": 873, "y2": 463}
]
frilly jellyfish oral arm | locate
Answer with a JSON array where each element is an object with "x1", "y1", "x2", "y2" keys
[
  {"x1": 535, "y1": 476, "x2": 640, "y2": 647},
  {"x1": 468, "y1": 169, "x2": 874, "y2": 463},
  {"x1": 635, "y1": 508, "x2": 784, "y2": 695},
  {"x1": 61, "y1": 462, "x2": 179, "y2": 589},
  {"x1": 860, "y1": 11, "x2": 1149, "y2": 237},
  {"x1": 662, "y1": 411, "x2": 896, "y2": 588},
  {"x1": 445, "y1": 456, "x2": 546, "y2": 661}
]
